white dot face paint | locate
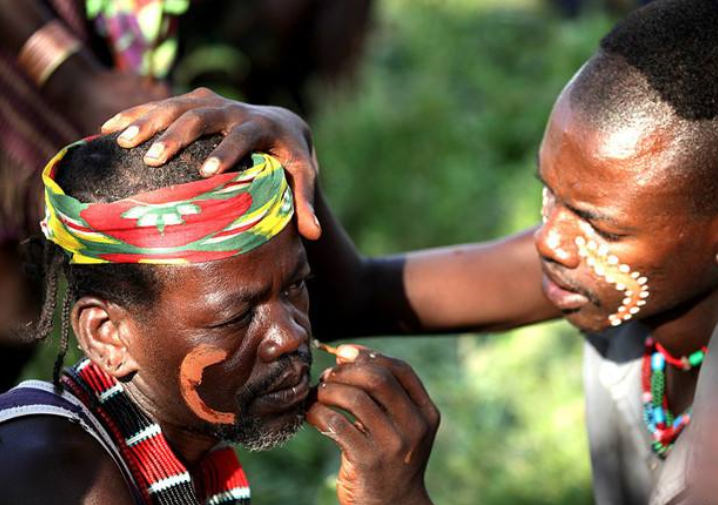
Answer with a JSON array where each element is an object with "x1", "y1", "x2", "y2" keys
[
  {"x1": 541, "y1": 187, "x2": 551, "y2": 224},
  {"x1": 573, "y1": 234, "x2": 651, "y2": 327}
]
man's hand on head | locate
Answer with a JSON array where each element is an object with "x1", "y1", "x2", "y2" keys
[
  {"x1": 100, "y1": 87, "x2": 321, "y2": 241},
  {"x1": 307, "y1": 344, "x2": 439, "y2": 505}
]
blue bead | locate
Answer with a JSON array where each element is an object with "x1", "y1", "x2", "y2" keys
[
  {"x1": 654, "y1": 407, "x2": 665, "y2": 424},
  {"x1": 652, "y1": 353, "x2": 665, "y2": 371}
]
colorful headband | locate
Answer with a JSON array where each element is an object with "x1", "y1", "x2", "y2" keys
[{"x1": 41, "y1": 138, "x2": 294, "y2": 264}]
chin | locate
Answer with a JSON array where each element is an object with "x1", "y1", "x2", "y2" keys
[
  {"x1": 563, "y1": 310, "x2": 615, "y2": 334},
  {"x1": 209, "y1": 406, "x2": 307, "y2": 452}
]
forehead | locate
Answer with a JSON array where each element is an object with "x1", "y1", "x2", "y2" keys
[
  {"x1": 539, "y1": 89, "x2": 688, "y2": 222},
  {"x1": 156, "y1": 226, "x2": 306, "y2": 311}
]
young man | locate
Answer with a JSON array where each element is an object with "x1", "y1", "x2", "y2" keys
[
  {"x1": 0, "y1": 134, "x2": 438, "y2": 505},
  {"x1": 102, "y1": 0, "x2": 718, "y2": 502}
]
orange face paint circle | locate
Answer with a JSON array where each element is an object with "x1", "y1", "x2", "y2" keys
[{"x1": 179, "y1": 343, "x2": 236, "y2": 424}]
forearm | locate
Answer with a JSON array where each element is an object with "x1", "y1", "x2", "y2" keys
[
  {"x1": 307, "y1": 188, "x2": 560, "y2": 339},
  {"x1": 402, "y1": 227, "x2": 561, "y2": 333},
  {"x1": 0, "y1": 0, "x2": 104, "y2": 119},
  {"x1": 307, "y1": 188, "x2": 417, "y2": 339}
]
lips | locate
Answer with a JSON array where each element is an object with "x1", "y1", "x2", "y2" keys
[
  {"x1": 542, "y1": 270, "x2": 590, "y2": 311},
  {"x1": 255, "y1": 363, "x2": 311, "y2": 411}
]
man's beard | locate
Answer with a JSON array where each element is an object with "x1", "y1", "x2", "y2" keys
[{"x1": 199, "y1": 349, "x2": 312, "y2": 452}]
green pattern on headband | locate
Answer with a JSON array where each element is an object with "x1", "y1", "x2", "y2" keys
[{"x1": 41, "y1": 138, "x2": 294, "y2": 264}]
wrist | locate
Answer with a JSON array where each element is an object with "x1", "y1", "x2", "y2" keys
[{"x1": 17, "y1": 20, "x2": 80, "y2": 88}]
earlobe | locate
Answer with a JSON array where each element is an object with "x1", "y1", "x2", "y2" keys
[{"x1": 72, "y1": 298, "x2": 139, "y2": 379}]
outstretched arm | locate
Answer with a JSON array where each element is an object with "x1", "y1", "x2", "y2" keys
[{"x1": 307, "y1": 189, "x2": 560, "y2": 339}]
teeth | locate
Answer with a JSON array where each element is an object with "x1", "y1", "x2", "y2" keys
[
  {"x1": 608, "y1": 255, "x2": 619, "y2": 265},
  {"x1": 588, "y1": 241, "x2": 598, "y2": 250},
  {"x1": 598, "y1": 244, "x2": 609, "y2": 255},
  {"x1": 619, "y1": 265, "x2": 630, "y2": 273}
]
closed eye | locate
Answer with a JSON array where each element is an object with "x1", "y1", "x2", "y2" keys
[{"x1": 212, "y1": 309, "x2": 254, "y2": 330}]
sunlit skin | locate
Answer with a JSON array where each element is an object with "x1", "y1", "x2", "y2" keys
[
  {"x1": 535, "y1": 85, "x2": 718, "y2": 414},
  {"x1": 542, "y1": 189, "x2": 652, "y2": 326},
  {"x1": 105, "y1": 225, "x2": 313, "y2": 463}
]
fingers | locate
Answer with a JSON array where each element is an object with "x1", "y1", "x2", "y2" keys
[
  {"x1": 199, "y1": 122, "x2": 267, "y2": 176},
  {"x1": 100, "y1": 101, "x2": 161, "y2": 134},
  {"x1": 324, "y1": 359, "x2": 425, "y2": 434},
  {"x1": 142, "y1": 107, "x2": 227, "y2": 167},
  {"x1": 306, "y1": 401, "x2": 368, "y2": 455},
  {"x1": 283, "y1": 151, "x2": 320, "y2": 240},
  {"x1": 335, "y1": 345, "x2": 441, "y2": 428},
  {"x1": 317, "y1": 382, "x2": 394, "y2": 438}
]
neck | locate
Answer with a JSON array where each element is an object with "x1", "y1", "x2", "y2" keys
[
  {"x1": 642, "y1": 287, "x2": 718, "y2": 414},
  {"x1": 123, "y1": 381, "x2": 219, "y2": 465},
  {"x1": 644, "y1": 286, "x2": 718, "y2": 356}
]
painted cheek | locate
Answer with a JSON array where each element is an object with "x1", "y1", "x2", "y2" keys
[
  {"x1": 179, "y1": 343, "x2": 236, "y2": 424},
  {"x1": 574, "y1": 235, "x2": 650, "y2": 327}
]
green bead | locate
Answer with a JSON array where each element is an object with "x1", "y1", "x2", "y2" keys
[{"x1": 689, "y1": 351, "x2": 705, "y2": 367}]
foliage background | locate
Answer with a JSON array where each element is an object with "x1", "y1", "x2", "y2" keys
[{"x1": 22, "y1": 1, "x2": 620, "y2": 503}]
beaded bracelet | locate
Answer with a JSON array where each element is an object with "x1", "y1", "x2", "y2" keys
[{"x1": 17, "y1": 20, "x2": 81, "y2": 88}]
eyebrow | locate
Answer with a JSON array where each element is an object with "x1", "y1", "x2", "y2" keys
[
  {"x1": 534, "y1": 169, "x2": 622, "y2": 226},
  {"x1": 222, "y1": 251, "x2": 311, "y2": 306}
]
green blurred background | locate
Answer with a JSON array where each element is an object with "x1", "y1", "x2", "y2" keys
[{"x1": 22, "y1": 1, "x2": 622, "y2": 503}]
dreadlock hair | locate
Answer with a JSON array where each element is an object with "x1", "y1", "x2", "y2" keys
[
  {"x1": 567, "y1": 0, "x2": 718, "y2": 215},
  {"x1": 36, "y1": 133, "x2": 249, "y2": 389}
]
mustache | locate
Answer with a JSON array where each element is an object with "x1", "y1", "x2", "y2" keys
[{"x1": 237, "y1": 349, "x2": 313, "y2": 404}]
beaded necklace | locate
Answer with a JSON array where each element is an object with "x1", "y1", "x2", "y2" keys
[
  {"x1": 641, "y1": 337, "x2": 707, "y2": 458},
  {"x1": 63, "y1": 359, "x2": 251, "y2": 505}
]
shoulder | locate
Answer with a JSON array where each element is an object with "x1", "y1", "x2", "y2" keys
[{"x1": 0, "y1": 415, "x2": 135, "y2": 505}]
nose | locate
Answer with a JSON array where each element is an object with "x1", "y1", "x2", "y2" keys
[
  {"x1": 534, "y1": 209, "x2": 580, "y2": 269},
  {"x1": 257, "y1": 305, "x2": 310, "y2": 363}
]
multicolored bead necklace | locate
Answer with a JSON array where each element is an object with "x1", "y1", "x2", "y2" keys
[{"x1": 642, "y1": 337, "x2": 707, "y2": 458}]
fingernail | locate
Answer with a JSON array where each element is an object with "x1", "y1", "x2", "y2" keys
[
  {"x1": 319, "y1": 367, "x2": 333, "y2": 381},
  {"x1": 313, "y1": 215, "x2": 321, "y2": 230},
  {"x1": 102, "y1": 114, "x2": 122, "y2": 130},
  {"x1": 145, "y1": 142, "x2": 165, "y2": 160},
  {"x1": 119, "y1": 125, "x2": 139, "y2": 142},
  {"x1": 201, "y1": 157, "x2": 220, "y2": 176},
  {"x1": 337, "y1": 345, "x2": 359, "y2": 362}
]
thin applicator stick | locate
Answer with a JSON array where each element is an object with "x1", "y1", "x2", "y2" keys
[{"x1": 313, "y1": 339, "x2": 339, "y2": 356}]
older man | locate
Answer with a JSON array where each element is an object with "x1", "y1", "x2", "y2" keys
[{"x1": 0, "y1": 134, "x2": 438, "y2": 505}]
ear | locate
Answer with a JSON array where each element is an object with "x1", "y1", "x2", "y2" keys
[{"x1": 71, "y1": 297, "x2": 139, "y2": 379}]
